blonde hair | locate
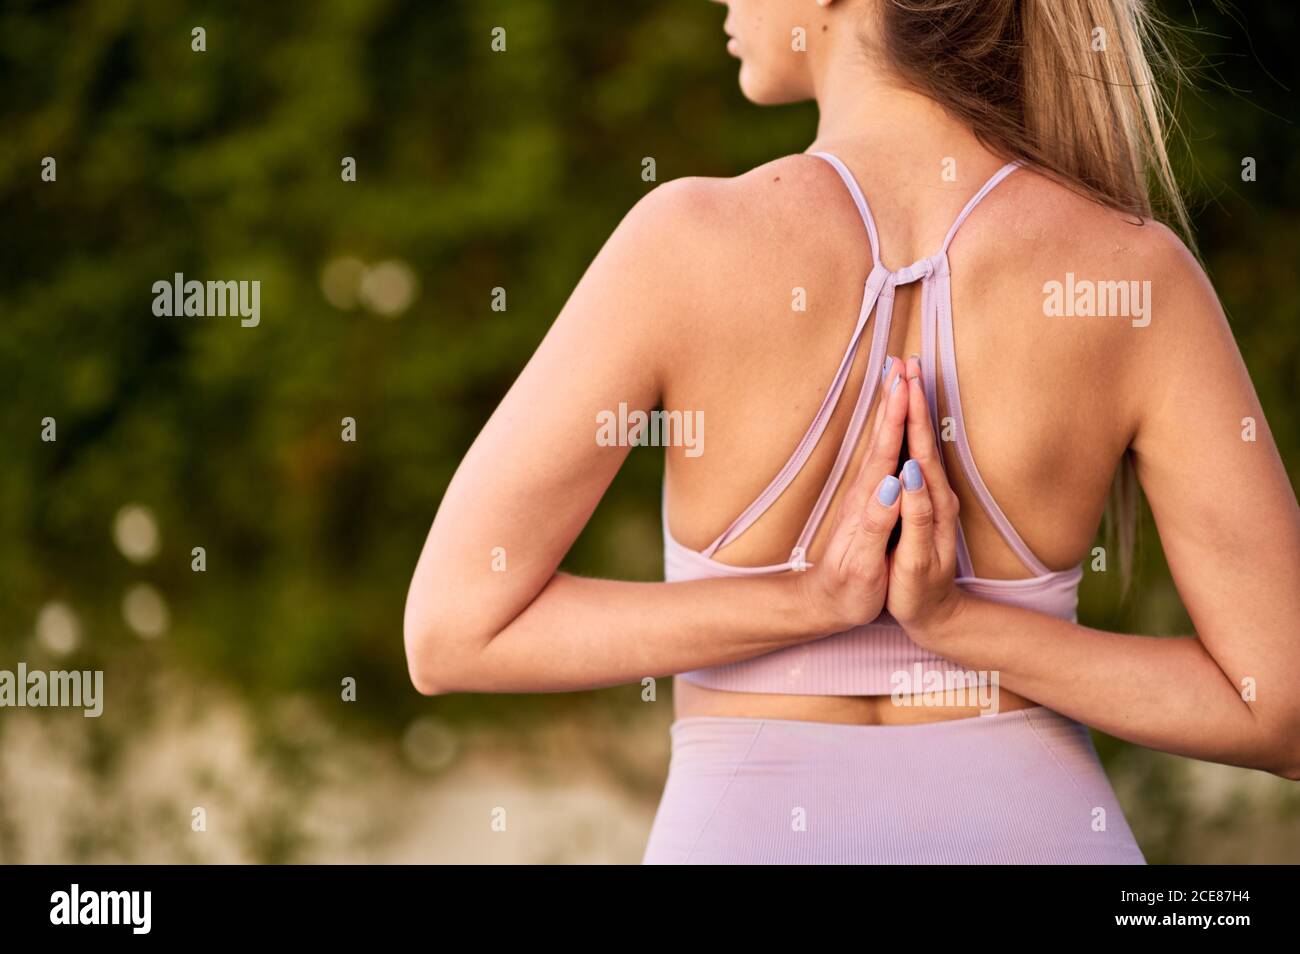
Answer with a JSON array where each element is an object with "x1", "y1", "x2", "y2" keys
[{"x1": 876, "y1": 0, "x2": 1191, "y2": 586}]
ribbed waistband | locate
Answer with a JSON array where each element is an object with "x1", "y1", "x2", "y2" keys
[{"x1": 675, "y1": 621, "x2": 1002, "y2": 697}]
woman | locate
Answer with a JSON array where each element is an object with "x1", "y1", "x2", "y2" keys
[{"x1": 404, "y1": 0, "x2": 1300, "y2": 864}]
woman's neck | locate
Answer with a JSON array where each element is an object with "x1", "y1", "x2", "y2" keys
[{"x1": 808, "y1": 49, "x2": 993, "y2": 172}]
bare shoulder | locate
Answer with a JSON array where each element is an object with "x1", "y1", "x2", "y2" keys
[
  {"x1": 990, "y1": 168, "x2": 1215, "y2": 308},
  {"x1": 610, "y1": 154, "x2": 869, "y2": 336},
  {"x1": 625, "y1": 153, "x2": 862, "y2": 257},
  {"x1": 962, "y1": 166, "x2": 1225, "y2": 358},
  {"x1": 943, "y1": 166, "x2": 1235, "y2": 455}
]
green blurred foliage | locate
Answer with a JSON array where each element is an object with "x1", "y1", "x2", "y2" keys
[{"x1": 0, "y1": 0, "x2": 1297, "y2": 862}]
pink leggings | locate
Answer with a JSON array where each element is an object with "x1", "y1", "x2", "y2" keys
[{"x1": 642, "y1": 706, "x2": 1145, "y2": 864}]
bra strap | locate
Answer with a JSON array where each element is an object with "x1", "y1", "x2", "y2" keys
[
  {"x1": 701, "y1": 269, "x2": 888, "y2": 557},
  {"x1": 939, "y1": 162, "x2": 1020, "y2": 254},
  {"x1": 792, "y1": 273, "x2": 897, "y2": 554},
  {"x1": 809, "y1": 151, "x2": 883, "y2": 269},
  {"x1": 932, "y1": 263, "x2": 1053, "y2": 577}
]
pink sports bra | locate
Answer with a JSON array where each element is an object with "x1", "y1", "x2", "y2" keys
[{"x1": 665, "y1": 150, "x2": 1084, "y2": 696}]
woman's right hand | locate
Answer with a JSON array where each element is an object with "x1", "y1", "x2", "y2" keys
[{"x1": 795, "y1": 354, "x2": 908, "y2": 634}]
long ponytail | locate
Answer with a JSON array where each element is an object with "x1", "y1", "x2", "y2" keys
[{"x1": 874, "y1": 0, "x2": 1191, "y2": 586}]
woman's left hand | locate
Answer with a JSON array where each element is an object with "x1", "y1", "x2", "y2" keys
[{"x1": 885, "y1": 356, "x2": 968, "y2": 646}]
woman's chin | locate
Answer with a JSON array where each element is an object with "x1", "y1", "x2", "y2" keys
[{"x1": 737, "y1": 66, "x2": 806, "y2": 106}]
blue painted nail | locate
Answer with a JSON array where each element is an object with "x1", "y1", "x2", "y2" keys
[
  {"x1": 877, "y1": 475, "x2": 902, "y2": 505},
  {"x1": 881, "y1": 356, "x2": 893, "y2": 385},
  {"x1": 902, "y1": 459, "x2": 923, "y2": 491},
  {"x1": 891, "y1": 374, "x2": 901, "y2": 394}
]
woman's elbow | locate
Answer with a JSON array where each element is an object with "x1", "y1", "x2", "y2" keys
[
  {"x1": 1256, "y1": 712, "x2": 1300, "y2": 781},
  {"x1": 1274, "y1": 729, "x2": 1300, "y2": 782},
  {"x1": 403, "y1": 603, "x2": 481, "y2": 696},
  {"x1": 403, "y1": 620, "x2": 445, "y2": 696},
  {"x1": 1271, "y1": 756, "x2": 1300, "y2": 783},
  {"x1": 404, "y1": 645, "x2": 447, "y2": 696}
]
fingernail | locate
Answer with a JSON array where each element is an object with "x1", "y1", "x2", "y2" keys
[
  {"x1": 890, "y1": 374, "x2": 901, "y2": 393},
  {"x1": 877, "y1": 475, "x2": 902, "y2": 505},
  {"x1": 902, "y1": 459, "x2": 923, "y2": 491},
  {"x1": 881, "y1": 356, "x2": 893, "y2": 385}
]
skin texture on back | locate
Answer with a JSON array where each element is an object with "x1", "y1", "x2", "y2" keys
[
  {"x1": 405, "y1": 0, "x2": 1300, "y2": 770},
  {"x1": 650, "y1": 148, "x2": 1221, "y2": 721}
]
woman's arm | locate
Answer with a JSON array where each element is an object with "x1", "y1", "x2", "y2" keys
[
  {"x1": 885, "y1": 232, "x2": 1300, "y2": 779},
  {"x1": 404, "y1": 180, "x2": 909, "y2": 695}
]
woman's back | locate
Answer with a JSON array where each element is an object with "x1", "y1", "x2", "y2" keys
[
  {"x1": 661, "y1": 142, "x2": 1179, "y2": 585},
  {"x1": 654, "y1": 140, "x2": 1200, "y2": 719},
  {"x1": 405, "y1": 0, "x2": 1300, "y2": 864}
]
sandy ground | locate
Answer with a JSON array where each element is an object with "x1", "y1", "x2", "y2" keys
[
  {"x1": 0, "y1": 680, "x2": 670, "y2": 864},
  {"x1": 1, "y1": 678, "x2": 1296, "y2": 864}
]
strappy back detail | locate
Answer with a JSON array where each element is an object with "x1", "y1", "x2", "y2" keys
[
  {"x1": 688, "y1": 149, "x2": 1055, "y2": 580},
  {"x1": 666, "y1": 150, "x2": 1083, "y2": 697}
]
